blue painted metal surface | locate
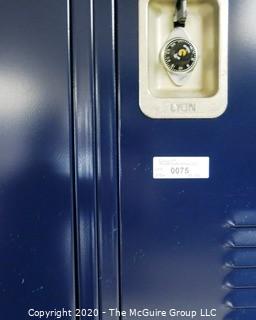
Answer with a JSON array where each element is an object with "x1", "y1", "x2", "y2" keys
[
  {"x1": 0, "y1": 1, "x2": 75, "y2": 318},
  {"x1": 116, "y1": 0, "x2": 256, "y2": 319},
  {"x1": 93, "y1": 0, "x2": 120, "y2": 316},
  {"x1": 2, "y1": 1, "x2": 256, "y2": 319},
  {"x1": 72, "y1": 0, "x2": 120, "y2": 316},
  {"x1": 70, "y1": 0, "x2": 99, "y2": 313}
]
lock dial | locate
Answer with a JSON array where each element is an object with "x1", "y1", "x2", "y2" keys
[{"x1": 162, "y1": 38, "x2": 197, "y2": 73}]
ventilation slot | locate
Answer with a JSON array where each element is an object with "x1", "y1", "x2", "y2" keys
[{"x1": 224, "y1": 213, "x2": 256, "y2": 319}]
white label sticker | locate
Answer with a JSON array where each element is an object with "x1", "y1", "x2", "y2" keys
[{"x1": 153, "y1": 157, "x2": 210, "y2": 179}]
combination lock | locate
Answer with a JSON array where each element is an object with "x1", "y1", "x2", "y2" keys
[{"x1": 160, "y1": 0, "x2": 198, "y2": 86}]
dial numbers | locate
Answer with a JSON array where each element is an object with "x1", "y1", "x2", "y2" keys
[{"x1": 163, "y1": 38, "x2": 197, "y2": 73}]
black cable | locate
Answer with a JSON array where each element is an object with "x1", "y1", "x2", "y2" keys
[
  {"x1": 174, "y1": 0, "x2": 187, "y2": 28},
  {"x1": 176, "y1": 0, "x2": 183, "y2": 10}
]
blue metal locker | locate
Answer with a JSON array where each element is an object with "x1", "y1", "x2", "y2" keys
[
  {"x1": 0, "y1": 1, "x2": 76, "y2": 318},
  {"x1": 1, "y1": 1, "x2": 256, "y2": 320},
  {"x1": 115, "y1": 1, "x2": 256, "y2": 319},
  {"x1": 75, "y1": 1, "x2": 254, "y2": 320}
]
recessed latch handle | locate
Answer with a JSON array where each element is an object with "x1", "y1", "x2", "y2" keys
[{"x1": 174, "y1": 0, "x2": 187, "y2": 28}]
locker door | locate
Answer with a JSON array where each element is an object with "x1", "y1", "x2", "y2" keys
[
  {"x1": 117, "y1": 1, "x2": 256, "y2": 319},
  {"x1": 0, "y1": 1, "x2": 75, "y2": 318}
]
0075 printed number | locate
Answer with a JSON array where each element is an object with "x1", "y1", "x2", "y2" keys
[{"x1": 170, "y1": 167, "x2": 190, "y2": 175}]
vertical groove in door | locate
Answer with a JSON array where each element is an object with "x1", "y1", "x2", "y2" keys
[
  {"x1": 91, "y1": 0, "x2": 101, "y2": 315},
  {"x1": 93, "y1": 0, "x2": 121, "y2": 318},
  {"x1": 114, "y1": 0, "x2": 123, "y2": 317},
  {"x1": 68, "y1": 0, "x2": 100, "y2": 318},
  {"x1": 67, "y1": 0, "x2": 81, "y2": 316},
  {"x1": 92, "y1": 0, "x2": 102, "y2": 317}
]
